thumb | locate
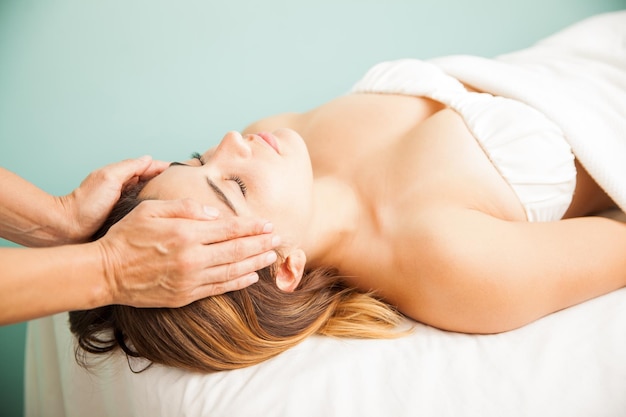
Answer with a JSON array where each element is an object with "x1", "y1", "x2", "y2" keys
[{"x1": 82, "y1": 157, "x2": 154, "y2": 192}]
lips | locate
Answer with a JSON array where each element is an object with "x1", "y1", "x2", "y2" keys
[{"x1": 256, "y1": 132, "x2": 280, "y2": 154}]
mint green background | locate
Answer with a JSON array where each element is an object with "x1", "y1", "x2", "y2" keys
[{"x1": 1, "y1": 1, "x2": 624, "y2": 416}]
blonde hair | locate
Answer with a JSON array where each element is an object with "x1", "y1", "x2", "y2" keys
[
  {"x1": 70, "y1": 265, "x2": 404, "y2": 372},
  {"x1": 69, "y1": 183, "x2": 405, "y2": 373}
]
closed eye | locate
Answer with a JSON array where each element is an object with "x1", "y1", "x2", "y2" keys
[
  {"x1": 191, "y1": 152, "x2": 206, "y2": 165},
  {"x1": 189, "y1": 152, "x2": 246, "y2": 197},
  {"x1": 229, "y1": 176, "x2": 247, "y2": 197}
]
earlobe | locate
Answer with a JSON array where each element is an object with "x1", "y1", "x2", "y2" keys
[{"x1": 275, "y1": 249, "x2": 306, "y2": 292}]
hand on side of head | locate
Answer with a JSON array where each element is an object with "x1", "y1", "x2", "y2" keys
[
  {"x1": 58, "y1": 156, "x2": 169, "y2": 243},
  {"x1": 96, "y1": 198, "x2": 281, "y2": 307}
]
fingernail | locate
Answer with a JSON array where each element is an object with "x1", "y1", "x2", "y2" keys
[
  {"x1": 271, "y1": 235, "x2": 281, "y2": 247},
  {"x1": 203, "y1": 206, "x2": 220, "y2": 219},
  {"x1": 138, "y1": 155, "x2": 152, "y2": 161},
  {"x1": 262, "y1": 222, "x2": 273, "y2": 233},
  {"x1": 266, "y1": 251, "x2": 278, "y2": 263}
]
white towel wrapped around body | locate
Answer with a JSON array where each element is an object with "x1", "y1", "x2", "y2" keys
[{"x1": 430, "y1": 11, "x2": 626, "y2": 213}]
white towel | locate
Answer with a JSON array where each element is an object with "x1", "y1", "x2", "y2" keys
[{"x1": 430, "y1": 11, "x2": 626, "y2": 213}]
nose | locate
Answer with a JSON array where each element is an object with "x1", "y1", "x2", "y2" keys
[{"x1": 214, "y1": 131, "x2": 252, "y2": 160}]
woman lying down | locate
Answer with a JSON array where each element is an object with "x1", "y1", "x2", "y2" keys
[{"x1": 70, "y1": 11, "x2": 626, "y2": 373}]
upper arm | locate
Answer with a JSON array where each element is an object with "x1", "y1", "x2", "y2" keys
[{"x1": 403, "y1": 209, "x2": 626, "y2": 333}]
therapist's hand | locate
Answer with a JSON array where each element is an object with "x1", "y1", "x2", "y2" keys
[
  {"x1": 58, "y1": 156, "x2": 169, "y2": 244},
  {"x1": 96, "y1": 198, "x2": 279, "y2": 307}
]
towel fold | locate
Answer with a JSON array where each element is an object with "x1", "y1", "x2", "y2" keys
[{"x1": 430, "y1": 11, "x2": 626, "y2": 213}]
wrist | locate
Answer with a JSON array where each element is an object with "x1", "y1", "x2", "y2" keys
[
  {"x1": 79, "y1": 241, "x2": 116, "y2": 308},
  {"x1": 53, "y1": 194, "x2": 83, "y2": 244},
  {"x1": 15, "y1": 193, "x2": 75, "y2": 247},
  {"x1": 0, "y1": 168, "x2": 78, "y2": 247},
  {"x1": 93, "y1": 239, "x2": 120, "y2": 306},
  {"x1": 0, "y1": 242, "x2": 115, "y2": 324}
]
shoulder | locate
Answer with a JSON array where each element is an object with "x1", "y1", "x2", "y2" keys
[{"x1": 382, "y1": 207, "x2": 507, "y2": 331}]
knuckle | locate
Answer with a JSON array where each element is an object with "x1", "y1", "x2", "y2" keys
[
  {"x1": 224, "y1": 261, "x2": 240, "y2": 281},
  {"x1": 254, "y1": 220, "x2": 268, "y2": 235},
  {"x1": 210, "y1": 283, "x2": 227, "y2": 296},
  {"x1": 229, "y1": 239, "x2": 245, "y2": 260},
  {"x1": 223, "y1": 218, "x2": 243, "y2": 239},
  {"x1": 181, "y1": 198, "x2": 204, "y2": 218},
  {"x1": 82, "y1": 171, "x2": 100, "y2": 187},
  {"x1": 173, "y1": 251, "x2": 196, "y2": 274},
  {"x1": 172, "y1": 227, "x2": 193, "y2": 245},
  {"x1": 94, "y1": 167, "x2": 114, "y2": 183},
  {"x1": 261, "y1": 234, "x2": 276, "y2": 251},
  {"x1": 179, "y1": 198, "x2": 196, "y2": 211},
  {"x1": 245, "y1": 217, "x2": 266, "y2": 235}
]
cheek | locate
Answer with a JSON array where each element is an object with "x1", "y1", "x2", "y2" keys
[
  {"x1": 248, "y1": 151, "x2": 313, "y2": 232},
  {"x1": 254, "y1": 174, "x2": 311, "y2": 225},
  {"x1": 281, "y1": 180, "x2": 313, "y2": 232}
]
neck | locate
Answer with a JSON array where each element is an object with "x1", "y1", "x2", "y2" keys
[{"x1": 300, "y1": 176, "x2": 363, "y2": 269}]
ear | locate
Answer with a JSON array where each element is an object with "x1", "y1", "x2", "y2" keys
[{"x1": 275, "y1": 249, "x2": 307, "y2": 292}]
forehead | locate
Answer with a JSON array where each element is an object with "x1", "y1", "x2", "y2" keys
[{"x1": 140, "y1": 166, "x2": 237, "y2": 216}]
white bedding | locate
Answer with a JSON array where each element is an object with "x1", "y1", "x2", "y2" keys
[
  {"x1": 431, "y1": 11, "x2": 626, "y2": 212},
  {"x1": 24, "y1": 12, "x2": 626, "y2": 415},
  {"x1": 25, "y1": 208, "x2": 626, "y2": 416}
]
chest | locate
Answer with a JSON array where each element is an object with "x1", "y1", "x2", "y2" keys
[
  {"x1": 297, "y1": 95, "x2": 528, "y2": 282},
  {"x1": 300, "y1": 94, "x2": 525, "y2": 220},
  {"x1": 299, "y1": 94, "x2": 441, "y2": 176}
]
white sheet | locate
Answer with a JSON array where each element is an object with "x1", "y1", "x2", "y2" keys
[{"x1": 25, "y1": 208, "x2": 626, "y2": 416}]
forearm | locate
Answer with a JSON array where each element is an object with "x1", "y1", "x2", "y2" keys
[
  {"x1": 0, "y1": 168, "x2": 69, "y2": 247},
  {"x1": 0, "y1": 243, "x2": 111, "y2": 325}
]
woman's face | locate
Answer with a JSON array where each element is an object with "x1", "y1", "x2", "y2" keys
[{"x1": 141, "y1": 128, "x2": 314, "y2": 244}]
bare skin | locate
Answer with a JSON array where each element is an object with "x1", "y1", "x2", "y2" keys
[
  {"x1": 0, "y1": 160, "x2": 279, "y2": 325},
  {"x1": 141, "y1": 91, "x2": 625, "y2": 334},
  {"x1": 242, "y1": 92, "x2": 625, "y2": 333}
]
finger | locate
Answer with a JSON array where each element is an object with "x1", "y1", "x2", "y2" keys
[
  {"x1": 198, "y1": 250, "x2": 278, "y2": 284},
  {"x1": 137, "y1": 159, "x2": 170, "y2": 180},
  {"x1": 191, "y1": 272, "x2": 260, "y2": 299},
  {"x1": 136, "y1": 199, "x2": 220, "y2": 221},
  {"x1": 196, "y1": 233, "x2": 280, "y2": 265},
  {"x1": 85, "y1": 157, "x2": 155, "y2": 192},
  {"x1": 192, "y1": 216, "x2": 275, "y2": 244}
]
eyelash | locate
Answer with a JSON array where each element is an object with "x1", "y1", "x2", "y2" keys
[
  {"x1": 192, "y1": 152, "x2": 247, "y2": 197},
  {"x1": 229, "y1": 176, "x2": 247, "y2": 197},
  {"x1": 191, "y1": 152, "x2": 206, "y2": 165}
]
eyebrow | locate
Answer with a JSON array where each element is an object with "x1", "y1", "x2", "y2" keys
[
  {"x1": 206, "y1": 178, "x2": 238, "y2": 216},
  {"x1": 168, "y1": 162, "x2": 238, "y2": 215}
]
